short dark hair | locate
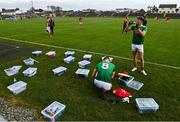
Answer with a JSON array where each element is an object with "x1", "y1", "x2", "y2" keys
[{"x1": 103, "y1": 56, "x2": 110, "y2": 61}]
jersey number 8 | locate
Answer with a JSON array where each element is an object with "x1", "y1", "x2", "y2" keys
[{"x1": 102, "y1": 63, "x2": 109, "y2": 69}]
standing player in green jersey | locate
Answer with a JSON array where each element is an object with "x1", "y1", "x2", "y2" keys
[
  {"x1": 125, "y1": 16, "x2": 148, "y2": 76},
  {"x1": 92, "y1": 56, "x2": 116, "y2": 93}
]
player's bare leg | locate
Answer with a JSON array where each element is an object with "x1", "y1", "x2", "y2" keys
[
  {"x1": 139, "y1": 52, "x2": 147, "y2": 75},
  {"x1": 132, "y1": 51, "x2": 137, "y2": 72}
]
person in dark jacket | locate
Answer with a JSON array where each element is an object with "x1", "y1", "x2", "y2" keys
[
  {"x1": 122, "y1": 16, "x2": 129, "y2": 33},
  {"x1": 50, "y1": 17, "x2": 55, "y2": 35}
]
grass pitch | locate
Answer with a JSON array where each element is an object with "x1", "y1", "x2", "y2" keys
[{"x1": 0, "y1": 17, "x2": 179, "y2": 121}]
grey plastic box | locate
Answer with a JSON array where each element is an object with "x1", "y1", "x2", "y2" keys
[
  {"x1": 32, "y1": 50, "x2": 42, "y2": 56},
  {"x1": 119, "y1": 75, "x2": 143, "y2": 90},
  {"x1": 23, "y1": 67, "x2": 37, "y2": 77},
  {"x1": 23, "y1": 58, "x2": 35, "y2": 66},
  {"x1": 64, "y1": 51, "x2": 75, "y2": 57},
  {"x1": 78, "y1": 60, "x2": 91, "y2": 68},
  {"x1": 64, "y1": 56, "x2": 75, "y2": 64},
  {"x1": 41, "y1": 101, "x2": 66, "y2": 121},
  {"x1": 118, "y1": 75, "x2": 134, "y2": 85},
  {"x1": 135, "y1": 98, "x2": 159, "y2": 114},
  {"x1": 126, "y1": 80, "x2": 144, "y2": 91},
  {"x1": 52, "y1": 66, "x2": 67, "y2": 76},
  {"x1": 83, "y1": 54, "x2": 92, "y2": 61},
  {"x1": 7, "y1": 81, "x2": 27, "y2": 95},
  {"x1": 4, "y1": 66, "x2": 22, "y2": 76},
  {"x1": 75, "y1": 69, "x2": 90, "y2": 78}
]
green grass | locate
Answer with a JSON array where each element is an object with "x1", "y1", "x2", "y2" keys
[{"x1": 0, "y1": 17, "x2": 180, "y2": 121}]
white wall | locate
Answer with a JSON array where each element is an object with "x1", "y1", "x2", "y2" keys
[
  {"x1": 2, "y1": 12, "x2": 16, "y2": 16},
  {"x1": 158, "y1": 8, "x2": 177, "y2": 13}
]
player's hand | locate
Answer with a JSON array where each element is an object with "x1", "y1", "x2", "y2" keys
[
  {"x1": 135, "y1": 29, "x2": 141, "y2": 33},
  {"x1": 134, "y1": 29, "x2": 139, "y2": 34}
]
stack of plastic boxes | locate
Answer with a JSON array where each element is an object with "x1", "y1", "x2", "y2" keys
[{"x1": 135, "y1": 98, "x2": 159, "y2": 114}]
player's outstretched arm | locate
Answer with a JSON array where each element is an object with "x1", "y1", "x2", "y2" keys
[{"x1": 125, "y1": 25, "x2": 132, "y2": 32}]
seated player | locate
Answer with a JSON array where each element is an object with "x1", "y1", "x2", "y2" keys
[{"x1": 92, "y1": 56, "x2": 116, "y2": 99}]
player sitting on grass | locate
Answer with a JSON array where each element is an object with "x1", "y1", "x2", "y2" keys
[
  {"x1": 92, "y1": 56, "x2": 116, "y2": 100},
  {"x1": 125, "y1": 16, "x2": 148, "y2": 76}
]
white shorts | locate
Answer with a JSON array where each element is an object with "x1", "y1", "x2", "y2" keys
[
  {"x1": 79, "y1": 22, "x2": 83, "y2": 25},
  {"x1": 132, "y1": 44, "x2": 144, "y2": 53},
  {"x1": 94, "y1": 79, "x2": 112, "y2": 91},
  {"x1": 46, "y1": 27, "x2": 51, "y2": 33}
]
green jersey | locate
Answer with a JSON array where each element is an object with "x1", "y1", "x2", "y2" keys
[
  {"x1": 96, "y1": 62, "x2": 116, "y2": 83},
  {"x1": 129, "y1": 25, "x2": 147, "y2": 44}
]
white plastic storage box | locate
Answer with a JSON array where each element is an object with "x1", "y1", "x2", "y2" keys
[
  {"x1": 32, "y1": 50, "x2": 42, "y2": 56},
  {"x1": 119, "y1": 74, "x2": 143, "y2": 90},
  {"x1": 126, "y1": 80, "x2": 144, "y2": 91},
  {"x1": 4, "y1": 66, "x2": 22, "y2": 76},
  {"x1": 7, "y1": 81, "x2": 27, "y2": 95},
  {"x1": 135, "y1": 98, "x2": 159, "y2": 114},
  {"x1": 23, "y1": 67, "x2": 37, "y2": 77},
  {"x1": 46, "y1": 51, "x2": 56, "y2": 58},
  {"x1": 78, "y1": 60, "x2": 91, "y2": 68},
  {"x1": 52, "y1": 66, "x2": 67, "y2": 76},
  {"x1": 64, "y1": 51, "x2": 75, "y2": 57},
  {"x1": 41, "y1": 101, "x2": 66, "y2": 121},
  {"x1": 75, "y1": 69, "x2": 90, "y2": 78},
  {"x1": 23, "y1": 58, "x2": 37, "y2": 66},
  {"x1": 118, "y1": 74, "x2": 134, "y2": 85},
  {"x1": 83, "y1": 54, "x2": 92, "y2": 61},
  {"x1": 64, "y1": 56, "x2": 75, "y2": 64}
]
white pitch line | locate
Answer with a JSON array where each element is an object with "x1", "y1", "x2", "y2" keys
[{"x1": 0, "y1": 36, "x2": 180, "y2": 70}]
